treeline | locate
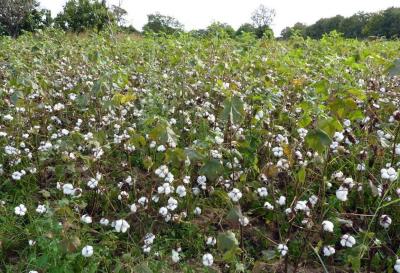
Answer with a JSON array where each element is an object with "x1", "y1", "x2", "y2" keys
[
  {"x1": 0, "y1": 0, "x2": 275, "y2": 38},
  {"x1": 281, "y1": 7, "x2": 400, "y2": 39},
  {"x1": 1, "y1": 0, "x2": 399, "y2": 39}
]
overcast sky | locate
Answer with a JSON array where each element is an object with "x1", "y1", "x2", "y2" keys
[{"x1": 40, "y1": 0, "x2": 399, "y2": 35}]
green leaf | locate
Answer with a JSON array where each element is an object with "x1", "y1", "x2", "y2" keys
[
  {"x1": 348, "y1": 88, "x2": 366, "y2": 100},
  {"x1": 317, "y1": 117, "x2": 343, "y2": 137},
  {"x1": 221, "y1": 96, "x2": 245, "y2": 124},
  {"x1": 165, "y1": 148, "x2": 186, "y2": 166},
  {"x1": 297, "y1": 167, "x2": 306, "y2": 184},
  {"x1": 226, "y1": 206, "x2": 243, "y2": 221},
  {"x1": 149, "y1": 123, "x2": 178, "y2": 145},
  {"x1": 305, "y1": 129, "x2": 332, "y2": 153},
  {"x1": 217, "y1": 231, "x2": 239, "y2": 252},
  {"x1": 134, "y1": 263, "x2": 153, "y2": 273},
  {"x1": 10, "y1": 91, "x2": 23, "y2": 105},
  {"x1": 199, "y1": 159, "x2": 224, "y2": 181},
  {"x1": 387, "y1": 58, "x2": 400, "y2": 77},
  {"x1": 184, "y1": 148, "x2": 204, "y2": 162}
]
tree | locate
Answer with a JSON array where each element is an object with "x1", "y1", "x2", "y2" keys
[
  {"x1": 0, "y1": 0, "x2": 41, "y2": 37},
  {"x1": 206, "y1": 22, "x2": 235, "y2": 38},
  {"x1": 250, "y1": 4, "x2": 276, "y2": 38},
  {"x1": 338, "y1": 12, "x2": 370, "y2": 38},
  {"x1": 142, "y1": 13, "x2": 183, "y2": 34},
  {"x1": 55, "y1": 0, "x2": 114, "y2": 33},
  {"x1": 236, "y1": 23, "x2": 257, "y2": 36},
  {"x1": 280, "y1": 22, "x2": 307, "y2": 39},
  {"x1": 363, "y1": 8, "x2": 400, "y2": 38},
  {"x1": 111, "y1": 1, "x2": 127, "y2": 26}
]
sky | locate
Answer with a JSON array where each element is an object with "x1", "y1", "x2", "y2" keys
[{"x1": 39, "y1": 0, "x2": 399, "y2": 35}]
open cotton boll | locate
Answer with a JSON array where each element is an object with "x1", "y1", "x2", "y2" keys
[
  {"x1": 114, "y1": 219, "x2": 130, "y2": 233},
  {"x1": 81, "y1": 245, "x2": 94, "y2": 257},
  {"x1": 202, "y1": 253, "x2": 214, "y2": 266}
]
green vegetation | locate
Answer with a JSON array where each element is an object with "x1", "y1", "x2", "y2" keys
[
  {"x1": 282, "y1": 7, "x2": 400, "y2": 39},
  {"x1": 1, "y1": 30, "x2": 400, "y2": 272}
]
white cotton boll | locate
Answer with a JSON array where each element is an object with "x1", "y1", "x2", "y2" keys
[
  {"x1": 157, "y1": 145, "x2": 166, "y2": 152},
  {"x1": 228, "y1": 188, "x2": 242, "y2": 202},
  {"x1": 239, "y1": 216, "x2": 249, "y2": 226},
  {"x1": 81, "y1": 214, "x2": 92, "y2": 224},
  {"x1": 144, "y1": 233, "x2": 155, "y2": 245},
  {"x1": 206, "y1": 237, "x2": 216, "y2": 246},
  {"x1": 257, "y1": 187, "x2": 268, "y2": 197},
  {"x1": 14, "y1": 204, "x2": 27, "y2": 216},
  {"x1": 176, "y1": 185, "x2": 186, "y2": 197},
  {"x1": 297, "y1": 128, "x2": 308, "y2": 138},
  {"x1": 114, "y1": 219, "x2": 130, "y2": 233},
  {"x1": 340, "y1": 234, "x2": 356, "y2": 248},
  {"x1": 100, "y1": 218, "x2": 109, "y2": 226},
  {"x1": 202, "y1": 253, "x2": 214, "y2": 267},
  {"x1": 63, "y1": 183, "x2": 75, "y2": 195},
  {"x1": 309, "y1": 195, "x2": 318, "y2": 207},
  {"x1": 183, "y1": 176, "x2": 191, "y2": 184},
  {"x1": 396, "y1": 144, "x2": 400, "y2": 155},
  {"x1": 295, "y1": 200, "x2": 309, "y2": 212},
  {"x1": 379, "y1": 215, "x2": 392, "y2": 229},
  {"x1": 322, "y1": 220, "x2": 334, "y2": 232},
  {"x1": 215, "y1": 136, "x2": 224, "y2": 145},
  {"x1": 159, "y1": 207, "x2": 168, "y2": 217},
  {"x1": 343, "y1": 177, "x2": 355, "y2": 189},
  {"x1": 138, "y1": 197, "x2": 148, "y2": 207},
  {"x1": 194, "y1": 207, "x2": 202, "y2": 215},
  {"x1": 336, "y1": 186, "x2": 348, "y2": 201},
  {"x1": 130, "y1": 203, "x2": 137, "y2": 213},
  {"x1": 171, "y1": 249, "x2": 180, "y2": 263},
  {"x1": 167, "y1": 197, "x2": 178, "y2": 211},
  {"x1": 81, "y1": 245, "x2": 94, "y2": 257},
  {"x1": 356, "y1": 163, "x2": 366, "y2": 171},
  {"x1": 3, "y1": 114, "x2": 14, "y2": 121},
  {"x1": 333, "y1": 132, "x2": 345, "y2": 142},
  {"x1": 277, "y1": 244, "x2": 288, "y2": 256},
  {"x1": 277, "y1": 196, "x2": 286, "y2": 206},
  {"x1": 272, "y1": 146, "x2": 283, "y2": 157},
  {"x1": 323, "y1": 245, "x2": 335, "y2": 257},
  {"x1": 118, "y1": 191, "x2": 129, "y2": 200},
  {"x1": 264, "y1": 201, "x2": 274, "y2": 210},
  {"x1": 381, "y1": 167, "x2": 398, "y2": 182},
  {"x1": 285, "y1": 208, "x2": 293, "y2": 215},
  {"x1": 394, "y1": 259, "x2": 400, "y2": 273},
  {"x1": 87, "y1": 178, "x2": 98, "y2": 189},
  {"x1": 36, "y1": 205, "x2": 46, "y2": 214}
]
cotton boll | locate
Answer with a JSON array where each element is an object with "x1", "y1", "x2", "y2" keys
[
  {"x1": 322, "y1": 220, "x2": 334, "y2": 232},
  {"x1": 336, "y1": 186, "x2": 348, "y2": 201},
  {"x1": 114, "y1": 219, "x2": 130, "y2": 233},
  {"x1": 228, "y1": 188, "x2": 242, "y2": 202},
  {"x1": 202, "y1": 253, "x2": 214, "y2": 266},
  {"x1": 277, "y1": 244, "x2": 288, "y2": 256},
  {"x1": 394, "y1": 259, "x2": 400, "y2": 273},
  {"x1": 323, "y1": 245, "x2": 335, "y2": 257},
  {"x1": 379, "y1": 215, "x2": 392, "y2": 229},
  {"x1": 15, "y1": 204, "x2": 27, "y2": 216},
  {"x1": 340, "y1": 234, "x2": 356, "y2": 248},
  {"x1": 81, "y1": 245, "x2": 94, "y2": 257}
]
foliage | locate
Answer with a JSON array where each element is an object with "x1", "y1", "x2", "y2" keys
[
  {"x1": 0, "y1": 30, "x2": 400, "y2": 273},
  {"x1": 282, "y1": 7, "x2": 400, "y2": 39},
  {"x1": 142, "y1": 13, "x2": 184, "y2": 35},
  {"x1": 206, "y1": 22, "x2": 236, "y2": 38},
  {"x1": 0, "y1": 0, "x2": 50, "y2": 37},
  {"x1": 54, "y1": 0, "x2": 114, "y2": 33}
]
